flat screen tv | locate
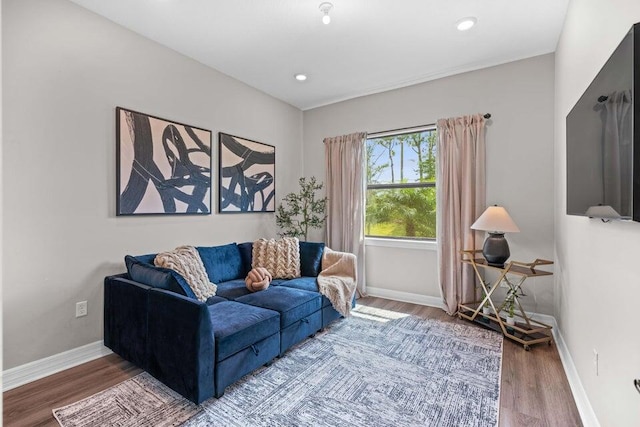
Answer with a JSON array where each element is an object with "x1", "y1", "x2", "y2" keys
[{"x1": 566, "y1": 22, "x2": 640, "y2": 221}]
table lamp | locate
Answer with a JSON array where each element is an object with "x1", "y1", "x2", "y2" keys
[{"x1": 471, "y1": 205, "x2": 520, "y2": 267}]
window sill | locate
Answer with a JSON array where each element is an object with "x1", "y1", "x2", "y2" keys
[{"x1": 365, "y1": 237, "x2": 437, "y2": 251}]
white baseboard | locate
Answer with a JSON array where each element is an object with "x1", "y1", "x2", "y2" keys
[
  {"x1": 2, "y1": 341, "x2": 112, "y2": 392},
  {"x1": 551, "y1": 325, "x2": 601, "y2": 427},
  {"x1": 525, "y1": 312, "x2": 599, "y2": 426},
  {"x1": 365, "y1": 287, "x2": 446, "y2": 310}
]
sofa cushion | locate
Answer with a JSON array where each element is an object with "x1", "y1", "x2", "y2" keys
[
  {"x1": 279, "y1": 276, "x2": 331, "y2": 308},
  {"x1": 208, "y1": 301, "x2": 280, "y2": 362},
  {"x1": 299, "y1": 242, "x2": 325, "y2": 277},
  {"x1": 197, "y1": 243, "x2": 243, "y2": 284},
  {"x1": 125, "y1": 255, "x2": 196, "y2": 299},
  {"x1": 235, "y1": 287, "x2": 321, "y2": 328},
  {"x1": 215, "y1": 279, "x2": 253, "y2": 300},
  {"x1": 205, "y1": 296, "x2": 228, "y2": 306}
]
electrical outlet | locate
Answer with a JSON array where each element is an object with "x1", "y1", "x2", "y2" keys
[
  {"x1": 76, "y1": 301, "x2": 88, "y2": 318},
  {"x1": 593, "y1": 349, "x2": 599, "y2": 376}
]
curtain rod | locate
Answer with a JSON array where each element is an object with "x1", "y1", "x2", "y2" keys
[{"x1": 367, "y1": 113, "x2": 492, "y2": 137}]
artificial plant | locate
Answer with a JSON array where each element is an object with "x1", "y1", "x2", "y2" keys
[
  {"x1": 504, "y1": 284, "x2": 526, "y2": 318},
  {"x1": 275, "y1": 176, "x2": 328, "y2": 241}
]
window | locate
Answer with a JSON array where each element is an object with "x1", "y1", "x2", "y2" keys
[{"x1": 365, "y1": 126, "x2": 437, "y2": 240}]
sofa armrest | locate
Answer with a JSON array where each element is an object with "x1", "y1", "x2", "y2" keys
[
  {"x1": 321, "y1": 249, "x2": 357, "y2": 280},
  {"x1": 147, "y1": 288, "x2": 215, "y2": 404},
  {"x1": 320, "y1": 249, "x2": 358, "y2": 308},
  {"x1": 104, "y1": 274, "x2": 150, "y2": 368}
]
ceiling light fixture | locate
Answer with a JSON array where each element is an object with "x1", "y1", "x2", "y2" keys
[
  {"x1": 319, "y1": 2, "x2": 333, "y2": 25},
  {"x1": 294, "y1": 73, "x2": 308, "y2": 81},
  {"x1": 456, "y1": 17, "x2": 477, "y2": 31}
]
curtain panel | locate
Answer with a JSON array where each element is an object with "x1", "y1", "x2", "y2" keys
[
  {"x1": 324, "y1": 132, "x2": 367, "y2": 296},
  {"x1": 602, "y1": 90, "x2": 632, "y2": 213},
  {"x1": 436, "y1": 114, "x2": 486, "y2": 315}
]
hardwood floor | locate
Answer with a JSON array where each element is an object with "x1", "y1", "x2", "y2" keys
[
  {"x1": 3, "y1": 354, "x2": 142, "y2": 427},
  {"x1": 3, "y1": 296, "x2": 582, "y2": 426}
]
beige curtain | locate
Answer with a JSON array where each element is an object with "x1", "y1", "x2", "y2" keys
[
  {"x1": 436, "y1": 114, "x2": 486, "y2": 315},
  {"x1": 324, "y1": 132, "x2": 367, "y2": 296}
]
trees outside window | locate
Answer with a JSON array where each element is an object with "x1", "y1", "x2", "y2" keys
[{"x1": 365, "y1": 127, "x2": 437, "y2": 240}]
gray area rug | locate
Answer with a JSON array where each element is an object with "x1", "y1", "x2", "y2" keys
[{"x1": 54, "y1": 306, "x2": 503, "y2": 427}]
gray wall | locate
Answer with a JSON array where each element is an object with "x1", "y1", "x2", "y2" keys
[
  {"x1": 1, "y1": 0, "x2": 4, "y2": 388},
  {"x1": 2, "y1": 0, "x2": 303, "y2": 369},
  {"x1": 303, "y1": 54, "x2": 556, "y2": 312},
  {"x1": 555, "y1": 1, "x2": 640, "y2": 425}
]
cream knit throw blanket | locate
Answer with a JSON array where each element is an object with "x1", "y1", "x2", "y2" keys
[
  {"x1": 317, "y1": 248, "x2": 357, "y2": 317},
  {"x1": 252, "y1": 237, "x2": 301, "y2": 279},
  {"x1": 154, "y1": 245, "x2": 217, "y2": 302}
]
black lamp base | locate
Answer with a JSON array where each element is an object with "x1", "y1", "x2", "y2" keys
[{"x1": 482, "y1": 232, "x2": 510, "y2": 267}]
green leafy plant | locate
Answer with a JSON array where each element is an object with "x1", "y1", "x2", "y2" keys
[
  {"x1": 481, "y1": 285, "x2": 490, "y2": 309},
  {"x1": 504, "y1": 284, "x2": 526, "y2": 318},
  {"x1": 276, "y1": 177, "x2": 327, "y2": 241},
  {"x1": 505, "y1": 295, "x2": 516, "y2": 318}
]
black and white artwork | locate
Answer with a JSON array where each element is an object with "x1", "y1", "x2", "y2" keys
[
  {"x1": 116, "y1": 107, "x2": 212, "y2": 215},
  {"x1": 219, "y1": 133, "x2": 275, "y2": 213}
]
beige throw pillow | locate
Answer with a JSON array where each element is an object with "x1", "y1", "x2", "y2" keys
[{"x1": 252, "y1": 237, "x2": 301, "y2": 279}]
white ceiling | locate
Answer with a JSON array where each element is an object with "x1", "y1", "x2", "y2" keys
[{"x1": 69, "y1": 0, "x2": 569, "y2": 110}]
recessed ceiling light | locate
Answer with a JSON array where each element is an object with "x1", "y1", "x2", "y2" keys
[
  {"x1": 456, "y1": 17, "x2": 477, "y2": 31},
  {"x1": 294, "y1": 73, "x2": 308, "y2": 81}
]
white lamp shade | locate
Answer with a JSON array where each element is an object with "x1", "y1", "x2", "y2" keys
[{"x1": 471, "y1": 206, "x2": 520, "y2": 233}]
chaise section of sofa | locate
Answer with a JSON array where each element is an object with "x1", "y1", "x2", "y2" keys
[
  {"x1": 103, "y1": 241, "x2": 353, "y2": 403},
  {"x1": 146, "y1": 288, "x2": 216, "y2": 403},
  {"x1": 103, "y1": 274, "x2": 150, "y2": 370}
]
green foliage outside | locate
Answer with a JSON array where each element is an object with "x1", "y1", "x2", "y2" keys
[
  {"x1": 366, "y1": 130, "x2": 437, "y2": 239},
  {"x1": 276, "y1": 177, "x2": 327, "y2": 241}
]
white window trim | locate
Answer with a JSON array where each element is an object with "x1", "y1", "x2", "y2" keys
[{"x1": 365, "y1": 237, "x2": 437, "y2": 251}]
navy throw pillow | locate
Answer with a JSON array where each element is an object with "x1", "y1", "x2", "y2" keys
[
  {"x1": 299, "y1": 241, "x2": 325, "y2": 277},
  {"x1": 237, "y1": 242, "x2": 253, "y2": 276},
  {"x1": 124, "y1": 255, "x2": 196, "y2": 299},
  {"x1": 197, "y1": 243, "x2": 243, "y2": 283}
]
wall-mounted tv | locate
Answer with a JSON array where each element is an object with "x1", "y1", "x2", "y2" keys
[{"x1": 566, "y1": 22, "x2": 640, "y2": 222}]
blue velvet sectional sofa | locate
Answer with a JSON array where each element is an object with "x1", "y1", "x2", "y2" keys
[{"x1": 104, "y1": 241, "x2": 349, "y2": 404}]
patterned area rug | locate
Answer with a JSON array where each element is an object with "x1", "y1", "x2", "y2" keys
[{"x1": 54, "y1": 306, "x2": 503, "y2": 427}]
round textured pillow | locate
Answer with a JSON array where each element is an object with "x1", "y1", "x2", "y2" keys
[{"x1": 245, "y1": 267, "x2": 272, "y2": 292}]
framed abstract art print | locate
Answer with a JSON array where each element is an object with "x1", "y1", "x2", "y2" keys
[
  {"x1": 116, "y1": 107, "x2": 212, "y2": 215},
  {"x1": 218, "y1": 133, "x2": 275, "y2": 213}
]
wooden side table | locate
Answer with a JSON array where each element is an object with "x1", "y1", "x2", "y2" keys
[{"x1": 458, "y1": 249, "x2": 553, "y2": 350}]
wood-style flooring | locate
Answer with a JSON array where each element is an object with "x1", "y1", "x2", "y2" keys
[{"x1": 3, "y1": 296, "x2": 583, "y2": 426}]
